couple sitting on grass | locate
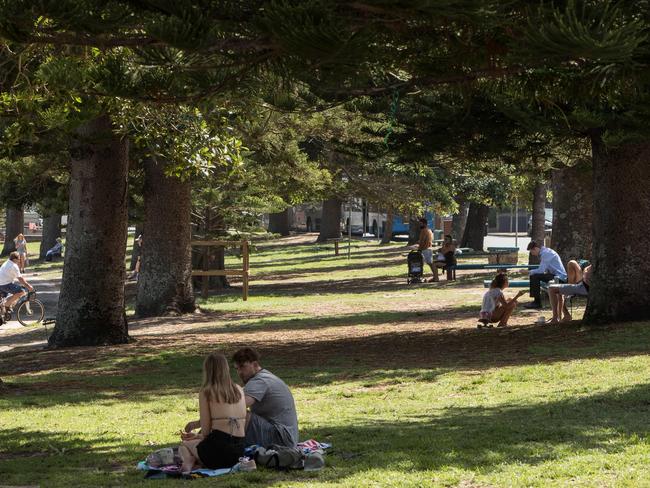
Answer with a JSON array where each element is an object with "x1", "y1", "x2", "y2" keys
[{"x1": 179, "y1": 347, "x2": 298, "y2": 474}]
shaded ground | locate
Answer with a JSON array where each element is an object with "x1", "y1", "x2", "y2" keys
[
  {"x1": 3, "y1": 235, "x2": 648, "y2": 488},
  {"x1": 0, "y1": 235, "x2": 608, "y2": 385}
]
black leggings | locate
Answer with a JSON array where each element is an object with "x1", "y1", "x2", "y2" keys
[{"x1": 196, "y1": 429, "x2": 245, "y2": 469}]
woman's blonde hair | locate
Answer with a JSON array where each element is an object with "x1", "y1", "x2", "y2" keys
[
  {"x1": 15, "y1": 234, "x2": 24, "y2": 241},
  {"x1": 201, "y1": 353, "x2": 241, "y2": 404}
]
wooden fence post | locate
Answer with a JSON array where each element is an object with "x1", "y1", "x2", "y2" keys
[
  {"x1": 191, "y1": 240, "x2": 250, "y2": 301},
  {"x1": 242, "y1": 241, "x2": 249, "y2": 301}
]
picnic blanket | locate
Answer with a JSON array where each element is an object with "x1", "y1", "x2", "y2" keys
[{"x1": 137, "y1": 439, "x2": 331, "y2": 479}]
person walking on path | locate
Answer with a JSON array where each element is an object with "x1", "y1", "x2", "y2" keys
[
  {"x1": 232, "y1": 347, "x2": 299, "y2": 448},
  {"x1": 13, "y1": 234, "x2": 28, "y2": 273},
  {"x1": 0, "y1": 252, "x2": 34, "y2": 311},
  {"x1": 524, "y1": 241, "x2": 567, "y2": 309}
]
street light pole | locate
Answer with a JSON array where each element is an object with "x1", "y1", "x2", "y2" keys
[{"x1": 514, "y1": 196, "x2": 519, "y2": 249}]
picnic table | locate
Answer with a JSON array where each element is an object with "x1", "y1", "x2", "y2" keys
[
  {"x1": 448, "y1": 263, "x2": 537, "y2": 280},
  {"x1": 486, "y1": 247, "x2": 520, "y2": 265},
  {"x1": 483, "y1": 279, "x2": 530, "y2": 288}
]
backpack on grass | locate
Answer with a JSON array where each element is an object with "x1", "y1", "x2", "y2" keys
[{"x1": 254, "y1": 445, "x2": 304, "y2": 470}]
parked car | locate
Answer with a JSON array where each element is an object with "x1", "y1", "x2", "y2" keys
[{"x1": 527, "y1": 208, "x2": 553, "y2": 236}]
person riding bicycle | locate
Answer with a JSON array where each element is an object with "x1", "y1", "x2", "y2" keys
[{"x1": 0, "y1": 251, "x2": 34, "y2": 311}]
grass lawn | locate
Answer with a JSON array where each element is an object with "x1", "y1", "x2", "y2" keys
[{"x1": 1, "y1": 235, "x2": 650, "y2": 487}]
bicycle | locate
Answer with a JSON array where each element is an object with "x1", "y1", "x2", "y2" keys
[{"x1": 0, "y1": 289, "x2": 45, "y2": 327}]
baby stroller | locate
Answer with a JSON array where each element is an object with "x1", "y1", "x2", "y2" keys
[{"x1": 407, "y1": 250, "x2": 424, "y2": 284}]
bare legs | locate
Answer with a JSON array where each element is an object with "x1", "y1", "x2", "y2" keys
[
  {"x1": 547, "y1": 260, "x2": 581, "y2": 323},
  {"x1": 567, "y1": 260, "x2": 582, "y2": 284},
  {"x1": 18, "y1": 254, "x2": 26, "y2": 273},
  {"x1": 427, "y1": 262, "x2": 438, "y2": 282},
  {"x1": 548, "y1": 287, "x2": 571, "y2": 323},
  {"x1": 490, "y1": 300, "x2": 518, "y2": 327},
  {"x1": 179, "y1": 439, "x2": 201, "y2": 474},
  {"x1": 4, "y1": 290, "x2": 25, "y2": 310}
]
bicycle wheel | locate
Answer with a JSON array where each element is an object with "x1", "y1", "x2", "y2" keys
[{"x1": 17, "y1": 298, "x2": 45, "y2": 326}]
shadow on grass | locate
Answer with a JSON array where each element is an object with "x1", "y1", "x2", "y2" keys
[
  {"x1": 139, "y1": 305, "x2": 480, "y2": 338},
  {"x1": 2, "y1": 383, "x2": 650, "y2": 486},
  {"x1": 250, "y1": 245, "x2": 406, "y2": 270},
  {"x1": 252, "y1": 254, "x2": 404, "y2": 278},
  {"x1": 304, "y1": 382, "x2": 650, "y2": 481},
  {"x1": 4, "y1": 316, "x2": 650, "y2": 409},
  {"x1": 237, "y1": 273, "x2": 484, "y2": 298}
]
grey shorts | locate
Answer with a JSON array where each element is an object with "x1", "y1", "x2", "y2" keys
[
  {"x1": 245, "y1": 413, "x2": 286, "y2": 448},
  {"x1": 555, "y1": 282, "x2": 588, "y2": 296},
  {"x1": 421, "y1": 248, "x2": 433, "y2": 264}
]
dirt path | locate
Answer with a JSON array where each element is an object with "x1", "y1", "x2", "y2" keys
[{"x1": 0, "y1": 273, "x2": 60, "y2": 352}]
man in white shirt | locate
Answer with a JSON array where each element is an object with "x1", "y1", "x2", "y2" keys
[
  {"x1": 525, "y1": 241, "x2": 567, "y2": 309},
  {"x1": 0, "y1": 252, "x2": 34, "y2": 310}
]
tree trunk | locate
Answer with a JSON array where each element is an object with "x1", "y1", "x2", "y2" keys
[
  {"x1": 129, "y1": 225, "x2": 143, "y2": 271},
  {"x1": 407, "y1": 217, "x2": 420, "y2": 245},
  {"x1": 268, "y1": 209, "x2": 290, "y2": 236},
  {"x1": 135, "y1": 158, "x2": 195, "y2": 317},
  {"x1": 49, "y1": 114, "x2": 129, "y2": 347},
  {"x1": 317, "y1": 198, "x2": 342, "y2": 242},
  {"x1": 39, "y1": 213, "x2": 62, "y2": 260},
  {"x1": 529, "y1": 181, "x2": 547, "y2": 265},
  {"x1": 380, "y1": 212, "x2": 393, "y2": 244},
  {"x1": 551, "y1": 161, "x2": 593, "y2": 263},
  {"x1": 583, "y1": 135, "x2": 650, "y2": 324},
  {"x1": 1, "y1": 208, "x2": 23, "y2": 256},
  {"x1": 452, "y1": 200, "x2": 470, "y2": 242},
  {"x1": 460, "y1": 202, "x2": 489, "y2": 251}
]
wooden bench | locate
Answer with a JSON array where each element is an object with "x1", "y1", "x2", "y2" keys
[
  {"x1": 448, "y1": 263, "x2": 538, "y2": 280},
  {"x1": 539, "y1": 280, "x2": 587, "y2": 312},
  {"x1": 483, "y1": 279, "x2": 530, "y2": 288}
]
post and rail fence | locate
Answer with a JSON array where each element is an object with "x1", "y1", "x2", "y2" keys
[{"x1": 191, "y1": 240, "x2": 250, "y2": 300}]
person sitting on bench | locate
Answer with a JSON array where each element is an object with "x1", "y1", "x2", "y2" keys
[
  {"x1": 435, "y1": 235, "x2": 457, "y2": 278},
  {"x1": 45, "y1": 238, "x2": 64, "y2": 262},
  {"x1": 524, "y1": 241, "x2": 567, "y2": 309},
  {"x1": 547, "y1": 263, "x2": 592, "y2": 323}
]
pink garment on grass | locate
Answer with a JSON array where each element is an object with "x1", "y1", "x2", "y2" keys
[{"x1": 479, "y1": 311, "x2": 492, "y2": 321}]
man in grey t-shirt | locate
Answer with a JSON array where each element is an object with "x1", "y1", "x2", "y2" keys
[{"x1": 232, "y1": 347, "x2": 298, "y2": 447}]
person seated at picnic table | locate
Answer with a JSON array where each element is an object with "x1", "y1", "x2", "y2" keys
[
  {"x1": 547, "y1": 262, "x2": 592, "y2": 324},
  {"x1": 524, "y1": 241, "x2": 567, "y2": 309},
  {"x1": 180, "y1": 353, "x2": 247, "y2": 474},
  {"x1": 435, "y1": 234, "x2": 458, "y2": 276},
  {"x1": 45, "y1": 238, "x2": 63, "y2": 261},
  {"x1": 232, "y1": 347, "x2": 299, "y2": 448},
  {"x1": 479, "y1": 273, "x2": 526, "y2": 327}
]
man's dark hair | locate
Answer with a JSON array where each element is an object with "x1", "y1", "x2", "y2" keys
[
  {"x1": 419, "y1": 217, "x2": 428, "y2": 225},
  {"x1": 232, "y1": 347, "x2": 260, "y2": 364},
  {"x1": 527, "y1": 241, "x2": 540, "y2": 251},
  {"x1": 8, "y1": 251, "x2": 19, "y2": 261}
]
